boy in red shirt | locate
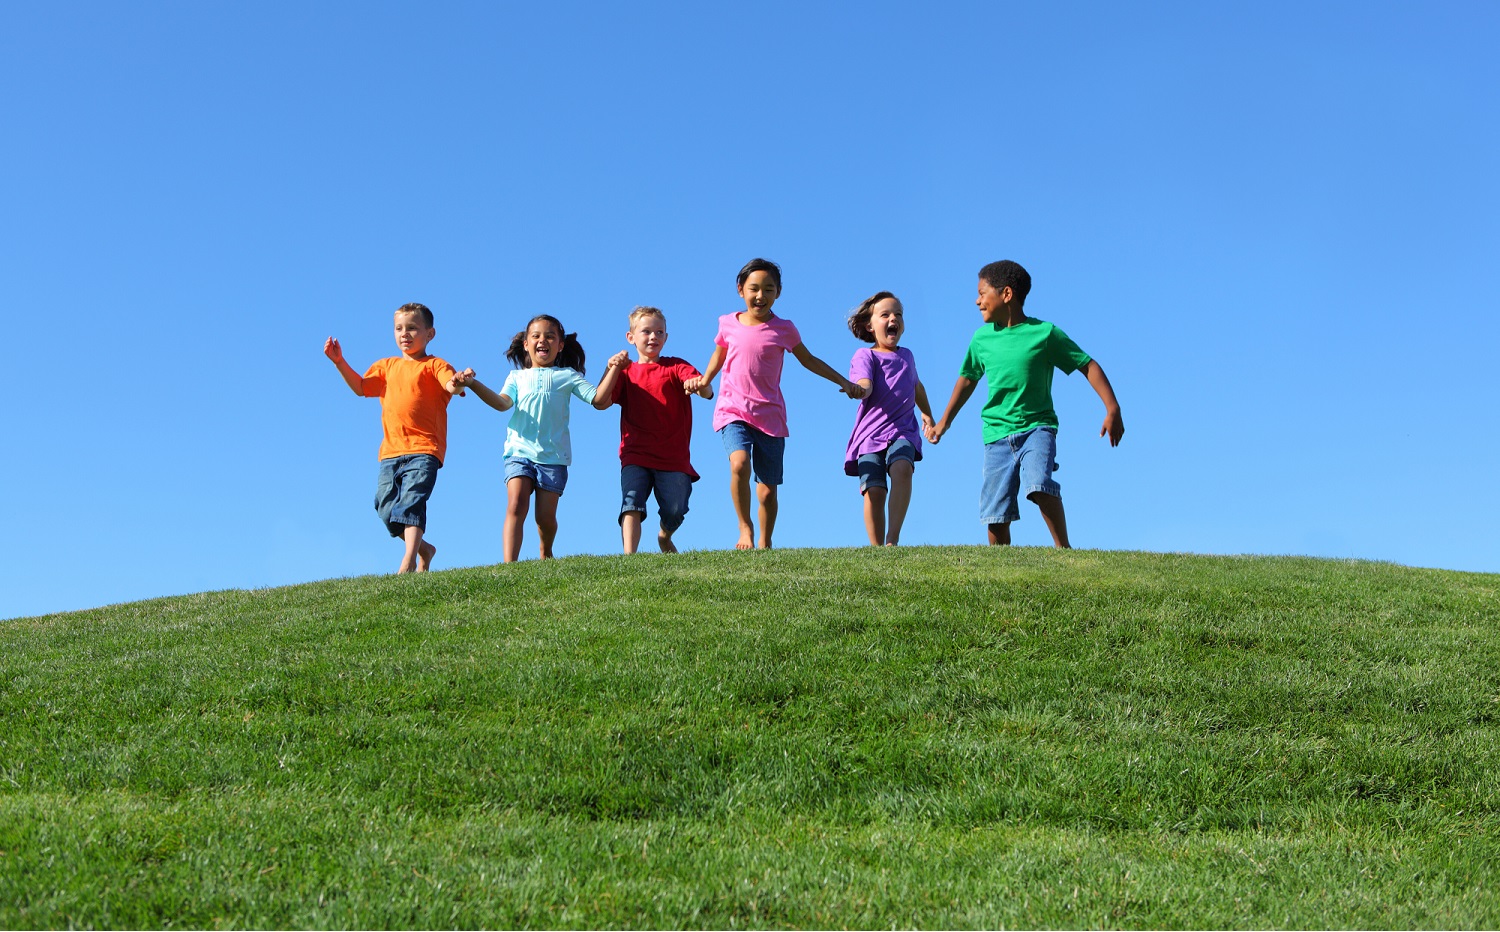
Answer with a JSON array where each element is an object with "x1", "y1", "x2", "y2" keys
[
  {"x1": 324, "y1": 302, "x2": 473, "y2": 573},
  {"x1": 607, "y1": 306, "x2": 714, "y2": 553}
]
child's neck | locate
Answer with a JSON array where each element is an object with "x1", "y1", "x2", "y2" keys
[
  {"x1": 872, "y1": 342, "x2": 900, "y2": 353},
  {"x1": 401, "y1": 350, "x2": 430, "y2": 362},
  {"x1": 996, "y1": 304, "x2": 1028, "y2": 328},
  {"x1": 738, "y1": 307, "x2": 775, "y2": 325},
  {"x1": 634, "y1": 353, "x2": 662, "y2": 365}
]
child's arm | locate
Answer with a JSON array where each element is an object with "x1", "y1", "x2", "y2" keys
[
  {"x1": 591, "y1": 352, "x2": 631, "y2": 410},
  {"x1": 323, "y1": 337, "x2": 366, "y2": 395},
  {"x1": 926, "y1": 376, "x2": 979, "y2": 444},
  {"x1": 444, "y1": 367, "x2": 475, "y2": 397},
  {"x1": 457, "y1": 374, "x2": 513, "y2": 413},
  {"x1": 1081, "y1": 360, "x2": 1125, "y2": 446},
  {"x1": 790, "y1": 343, "x2": 865, "y2": 398},
  {"x1": 683, "y1": 345, "x2": 725, "y2": 395},
  {"x1": 915, "y1": 379, "x2": 936, "y2": 433}
]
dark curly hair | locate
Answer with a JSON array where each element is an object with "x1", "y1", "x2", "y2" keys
[
  {"x1": 979, "y1": 260, "x2": 1032, "y2": 306},
  {"x1": 506, "y1": 314, "x2": 586, "y2": 374},
  {"x1": 847, "y1": 291, "x2": 900, "y2": 343},
  {"x1": 396, "y1": 302, "x2": 434, "y2": 328},
  {"x1": 736, "y1": 257, "x2": 783, "y2": 293}
]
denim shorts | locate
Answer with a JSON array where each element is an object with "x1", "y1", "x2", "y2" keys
[
  {"x1": 504, "y1": 457, "x2": 569, "y2": 495},
  {"x1": 620, "y1": 465, "x2": 694, "y2": 532},
  {"x1": 980, "y1": 427, "x2": 1060, "y2": 525},
  {"x1": 718, "y1": 421, "x2": 785, "y2": 486},
  {"x1": 374, "y1": 453, "x2": 441, "y2": 537},
  {"x1": 855, "y1": 438, "x2": 918, "y2": 493}
]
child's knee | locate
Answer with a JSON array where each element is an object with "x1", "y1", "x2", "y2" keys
[{"x1": 888, "y1": 459, "x2": 914, "y2": 480}]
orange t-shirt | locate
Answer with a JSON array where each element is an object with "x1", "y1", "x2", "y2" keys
[{"x1": 361, "y1": 356, "x2": 458, "y2": 463}]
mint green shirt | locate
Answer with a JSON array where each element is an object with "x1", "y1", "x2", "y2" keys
[
  {"x1": 958, "y1": 317, "x2": 1091, "y2": 443},
  {"x1": 499, "y1": 367, "x2": 598, "y2": 465}
]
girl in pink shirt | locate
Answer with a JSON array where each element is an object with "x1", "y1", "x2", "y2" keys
[{"x1": 685, "y1": 258, "x2": 865, "y2": 550}]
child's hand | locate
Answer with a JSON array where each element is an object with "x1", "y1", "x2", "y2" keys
[
  {"x1": 606, "y1": 350, "x2": 630, "y2": 370},
  {"x1": 925, "y1": 421, "x2": 948, "y2": 444},
  {"x1": 448, "y1": 367, "x2": 476, "y2": 396},
  {"x1": 683, "y1": 376, "x2": 704, "y2": 394},
  {"x1": 842, "y1": 380, "x2": 867, "y2": 400},
  {"x1": 323, "y1": 336, "x2": 344, "y2": 363},
  {"x1": 1100, "y1": 407, "x2": 1124, "y2": 447}
]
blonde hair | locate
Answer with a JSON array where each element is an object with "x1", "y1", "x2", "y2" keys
[{"x1": 628, "y1": 305, "x2": 666, "y2": 328}]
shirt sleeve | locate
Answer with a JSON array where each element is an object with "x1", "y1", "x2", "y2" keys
[
  {"x1": 360, "y1": 359, "x2": 387, "y2": 397},
  {"x1": 429, "y1": 358, "x2": 458, "y2": 389},
  {"x1": 674, "y1": 359, "x2": 703, "y2": 383},
  {"x1": 849, "y1": 348, "x2": 873, "y2": 382},
  {"x1": 957, "y1": 333, "x2": 985, "y2": 381},
  {"x1": 713, "y1": 315, "x2": 730, "y2": 348},
  {"x1": 500, "y1": 370, "x2": 519, "y2": 402},
  {"x1": 1048, "y1": 325, "x2": 1092, "y2": 375},
  {"x1": 568, "y1": 371, "x2": 598, "y2": 405},
  {"x1": 776, "y1": 318, "x2": 802, "y2": 350}
]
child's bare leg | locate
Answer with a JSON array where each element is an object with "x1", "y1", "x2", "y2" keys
[
  {"x1": 657, "y1": 525, "x2": 679, "y2": 554},
  {"x1": 534, "y1": 490, "x2": 561, "y2": 559},
  {"x1": 1028, "y1": 491, "x2": 1071, "y2": 548},
  {"x1": 728, "y1": 452, "x2": 755, "y2": 550},
  {"x1": 621, "y1": 511, "x2": 645, "y2": 554},
  {"x1": 885, "y1": 460, "x2": 914, "y2": 546},
  {"x1": 987, "y1": 522, "x2": 1012, "y2": 546},
  {"x1": 402, "y1": 524, "x2": 437, "y2": 572},
  {"x1": 503, "y1": 477, "x2": 533, "y2": 563},
  {"x1": 757, "y1": 482, "x2": 778, "y2": 549},
  {"x1": 398, "y1": 524, "x2": 422, "y2": 574},
  {"x1": 863, "y1": 487, "x2": 887, "y2": 546}
]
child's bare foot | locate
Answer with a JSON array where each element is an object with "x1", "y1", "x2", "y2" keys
[
  {"x1": 757, "y1": 536, "x2": 773, "y2": 550},
  {"x1": 417, "y1": 541, "x2": 437, "y2": 571},
  {"x1": 735, "y1": 526, "x2": 755, "y2": 550},
  {"x1": 658, "y1": 530, "x2": 679, "y2": 554}
]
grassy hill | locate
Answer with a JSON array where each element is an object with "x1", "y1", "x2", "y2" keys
[{"x1": 2, "y1": 547, "x2": 1497, "y2": 928}]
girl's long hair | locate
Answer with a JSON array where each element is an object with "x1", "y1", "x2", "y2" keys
[
  {"x1": 848, "y1": 291, "x2": 900, "y2": 343},
  {"x1": 506, "y1": 314, "x2": 587, "y2": 374}
]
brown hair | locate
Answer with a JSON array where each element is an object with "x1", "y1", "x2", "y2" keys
[
  {"x1": 395, "y1": 302, "x2": 434, "y2": 328},
  {"x1": 847, "y1": 291, "x2": 900, "y2": 343}
]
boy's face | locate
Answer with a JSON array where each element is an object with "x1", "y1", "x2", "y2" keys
[
  {"x1": 627, "y1": 315, "x2": 667, "y2": 361},
  {"x1": 976, "y1": 279, "x2": 1013, "y2": 323},
  {"x1": 870, "y1": 297, "x2": 904, "y2": 350},
  {"x1": 527, "y1": 322, "x2": 562, "y2": 366},
  {"x1": 394, "y1": 311, "x2": 435, "y2": 357},
  {"x1": 738, "y1": 270, "x2": 780, "y2": 316}
]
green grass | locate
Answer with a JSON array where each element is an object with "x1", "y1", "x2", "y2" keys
[{"x1": 3, "y1": 547, "x2": 1498, "y2": 928}]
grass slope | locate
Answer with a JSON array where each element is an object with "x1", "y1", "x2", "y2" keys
[{"x1": 2, "y1": 547, "x2": 1498, "y2": 928}]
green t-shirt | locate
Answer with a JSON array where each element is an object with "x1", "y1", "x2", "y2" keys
[{"x1": 958, "y1": 317, "x2": 1092, "y2": 443}]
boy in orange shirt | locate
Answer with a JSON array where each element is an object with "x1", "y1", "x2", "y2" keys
[{"x1": 324, "y1": 302, "x2": 473, "y2": 573}]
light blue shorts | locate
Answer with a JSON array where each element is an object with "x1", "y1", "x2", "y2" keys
[
  {"x1": 980, "y1": 427, "x2": 1060, "y2": 525},
  {"x1": 718, "y1": 421, "x2": 785, "y2": 486},
  {"x1": 855, "y1": 438, "x2": 918, "y2": 493},
  {"x1": 505, "y1": 457, "x2": 569, "y2": 495}
]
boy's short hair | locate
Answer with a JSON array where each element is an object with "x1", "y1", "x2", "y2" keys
[
  {"x1": 736, "y1": 258, "x2": 783, "y2": 293},
  {"x1": 978, "y1": 261, "x2": 1031, "y2": 306},
  {"x1": 847, "y1": 291, "x2": 900, "y2": 343},
  {"x1": 396, "y1": 302, "x2": 434, "y2": 328},
  {"x1": 628, "y1": 306, "x2": 666, "y2": 327}
]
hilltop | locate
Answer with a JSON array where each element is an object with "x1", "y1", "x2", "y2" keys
[{"x1": 2, "y1": 547, "x2": 1497, "y2": 927}]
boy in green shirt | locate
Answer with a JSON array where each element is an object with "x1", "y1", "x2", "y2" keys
[{"x1": 928, "y1": 260, "x2": 1124, "y2": 547}]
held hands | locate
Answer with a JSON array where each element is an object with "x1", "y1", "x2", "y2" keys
[
  {"x1": 841, "y1": 380, "x2": 868, "y2": 400},
  {"x1": 323, "y1": 336, "x2": 344, "y2": 363},
  {"x1": 682, "y1": 375, "x2": 705, "y2": 395},
  {"x1": 925, "y1": 419, "x2": 948, "y2": 444},
  {"x1": 606, "y1": 350, "x2": 630, "y2": 370},
  {"x1": 448, "y1": 367, "x2": 477, "y2": 396}
]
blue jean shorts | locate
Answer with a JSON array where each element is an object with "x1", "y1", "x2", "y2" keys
[
  {"x1": 719, "y1": 421, "x2": 785, "y2": 486},
  {"x1": 375, "y1": 453, "x2": 441, "y2": 537},
  {"x1": 980, "y1": 427, "x2": 1060, "y2": 525},
  {"x1": 855, "y1": 438, "x2": 918, "y2": 493},
  {"x1": 620, "y1": 465, "x2": 694, "y2": 532},
  {"x1": 504, "y1": 457, "x2": 569, "y2": 495}
]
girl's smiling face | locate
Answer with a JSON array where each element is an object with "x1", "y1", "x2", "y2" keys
[
  {"x1": 526, "y1": 321, "x2": 563, "y2": 366},
  {"x1": 737, "y1": 270, "x2": 780, "y2": 318},
  {"x1": 870, "y1": 297, "x2": 904, "y2": 350}
]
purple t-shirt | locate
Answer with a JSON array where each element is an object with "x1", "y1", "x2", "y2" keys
[
  {"x1": 711, "y1": 313, "x2": 802, "y2": 437},
  {"x1": 844, "y1": 346, "x2": 923, "y2": 475}
]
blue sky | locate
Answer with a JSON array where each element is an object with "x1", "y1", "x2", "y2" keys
[{"x1": 4, "y1": 1, "x2": 1497, "y2": 619}]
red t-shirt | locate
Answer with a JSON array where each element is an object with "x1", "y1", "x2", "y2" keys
[{"x1": 610, "y1": 356, "x2": 702, "y2": 478}]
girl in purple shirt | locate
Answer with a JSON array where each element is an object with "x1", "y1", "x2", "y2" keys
[{"x1": 844, "y1": 292, "x2": 935, "y2": 546}]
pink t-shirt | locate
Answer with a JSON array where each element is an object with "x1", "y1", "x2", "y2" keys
[{"x1": 711, "y1": 313, "x2": 802, "y2": 437}]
